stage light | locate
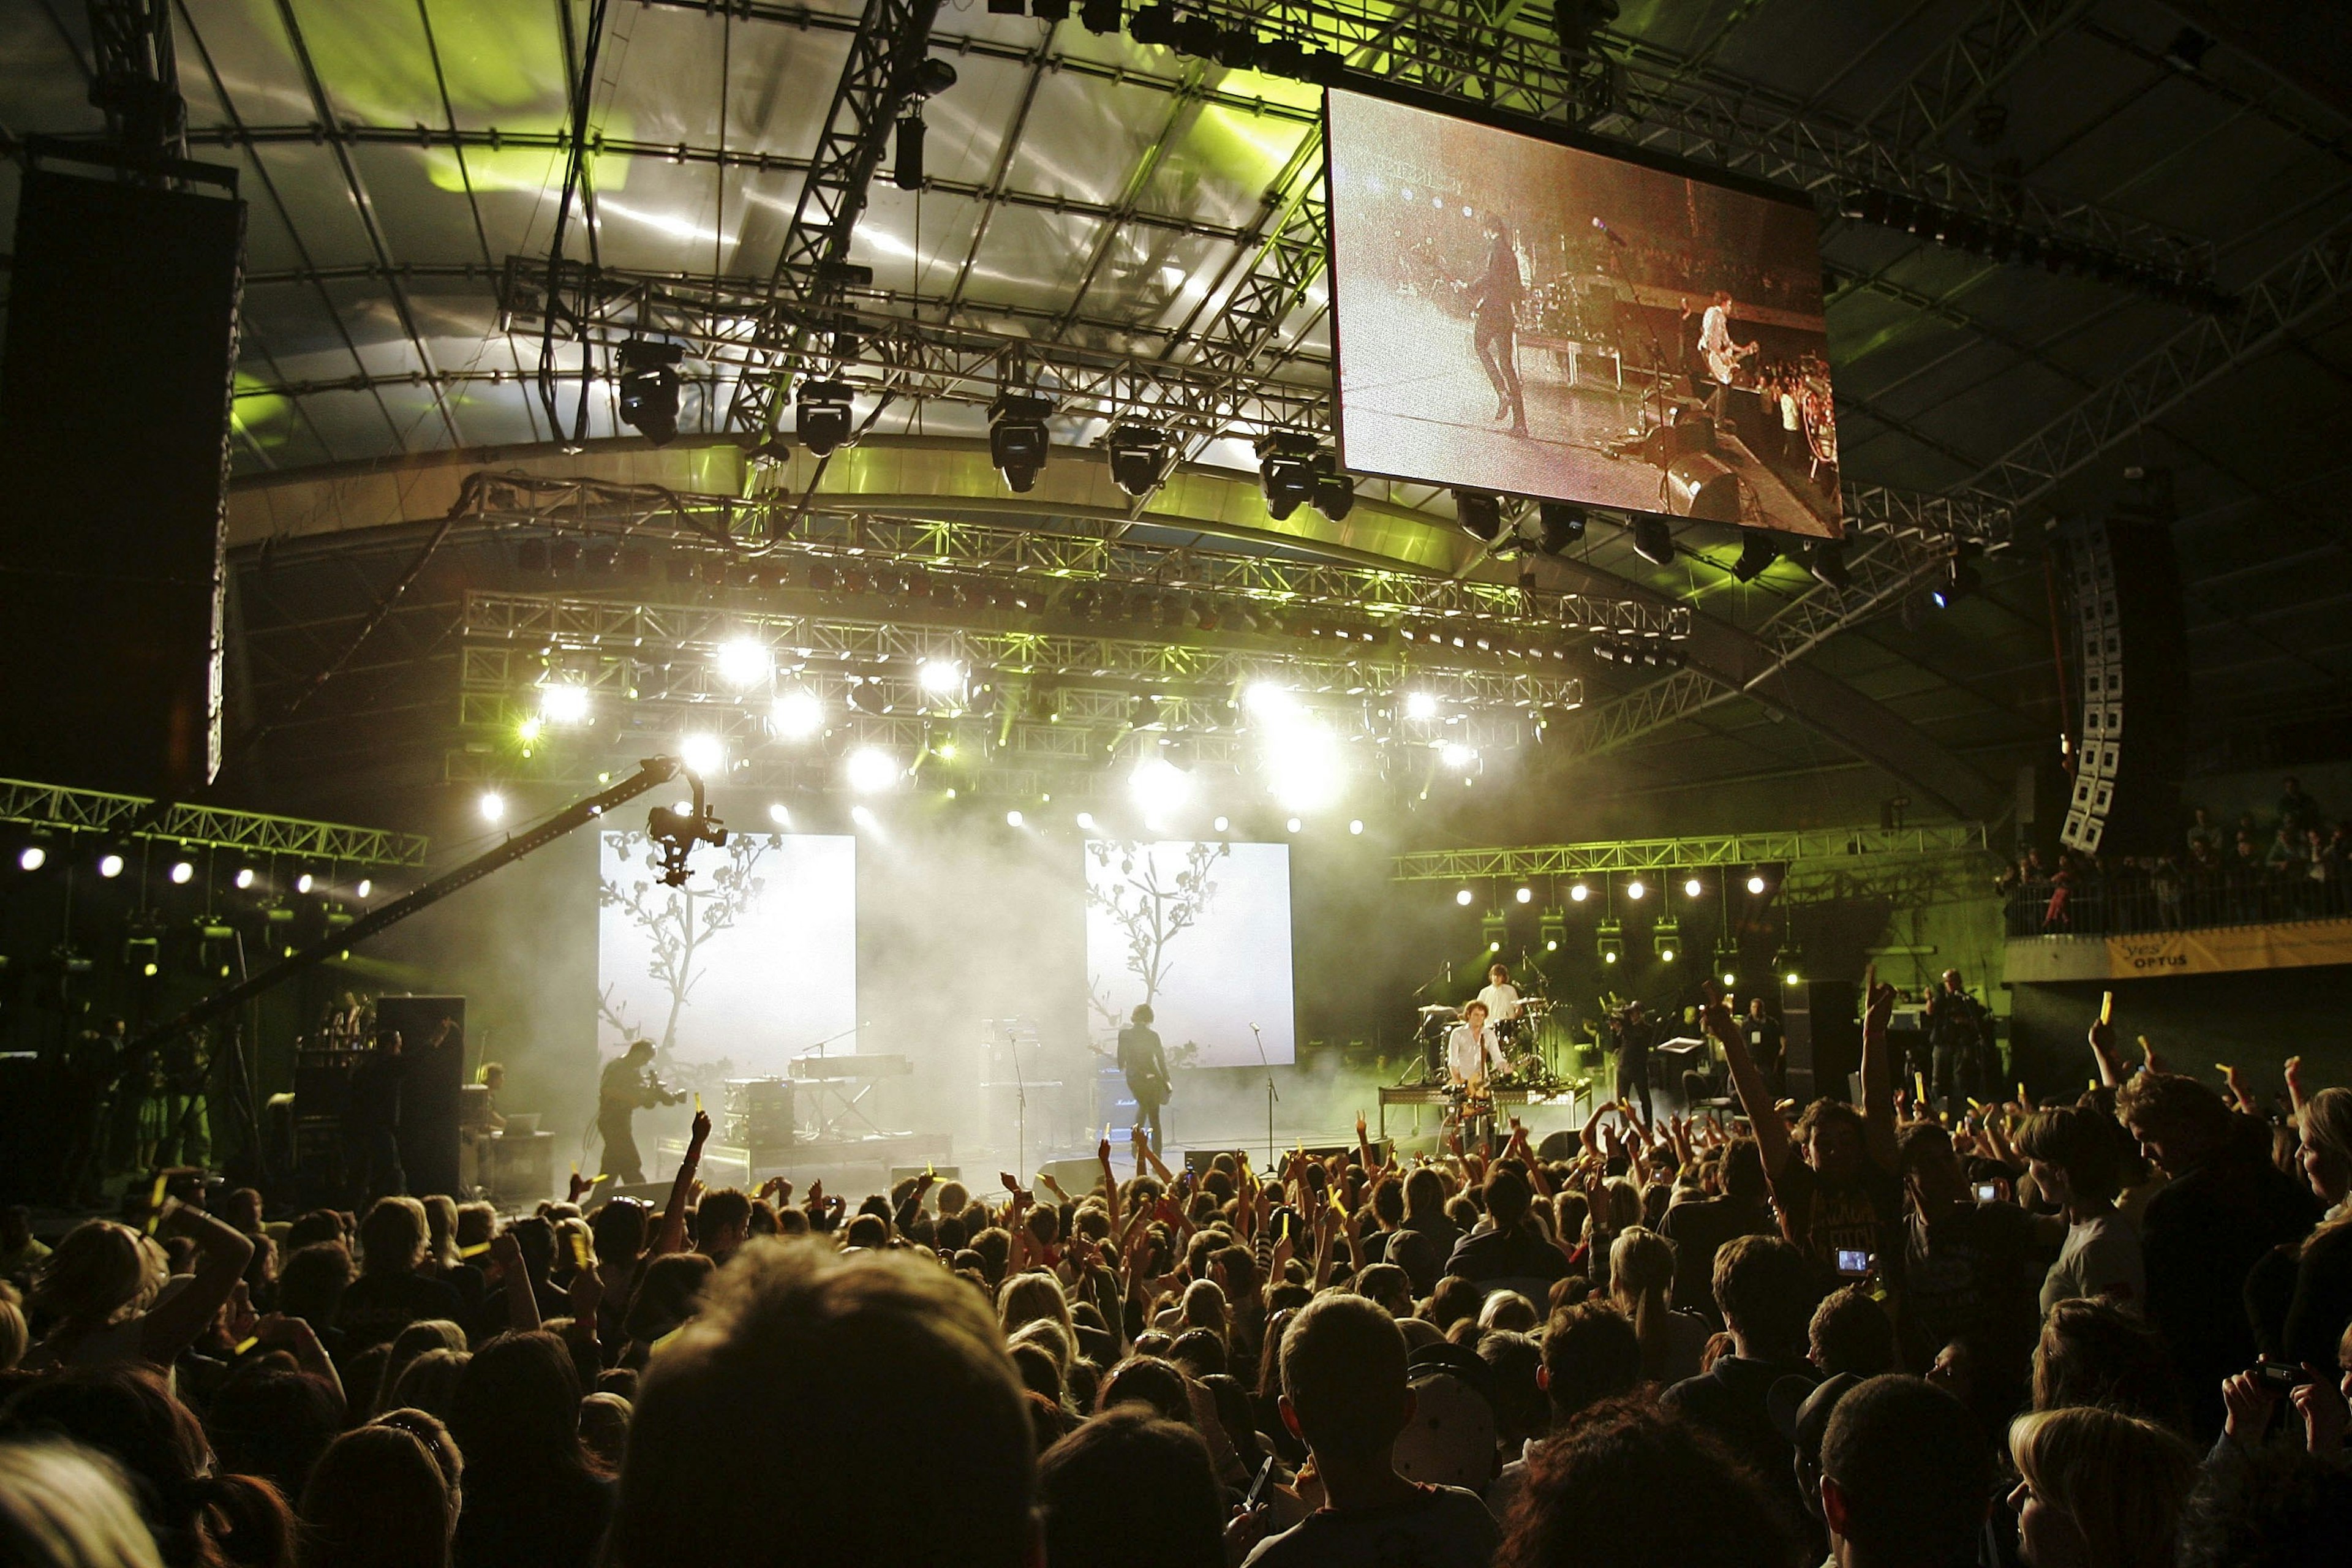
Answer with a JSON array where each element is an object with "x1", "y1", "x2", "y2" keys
[
  {"x1": 846, "y1": 747, "x2": 900, "y2": 794},
  {"x1": 679, "y1": 733, "x2": 727, "y2": 776},
  {"x1": 1453, "y1": 489, "x2": 1504, "y2": 543},
  {"x1": 768, "y1": 803, "x2": 791, "y2": 828},
  {"x1": 1107, "y1": 422, "x2": 1169, "y2": 497},
  {"x1": 1213, "y1": 816, "x2": 1229, "y2": 834},
  {"x1": 773, "y1": 688, "x2": 825, "y2": 739},
  {"x1": 1266, "y1": 720, "x2": 1344, "y2": 810},
  {"x1": 1286, "y1": 816, "x2": 1302, "y2": 833},
  {"x1": 616, "y1": 339, "x2": 685, "y2": 446},
  {"x1": 1006, "y1": 809, "x2": 1025, "y2": 828},
  {"x1": 1438, "y1": 742, "x2": 1476, "y2": 770},
  {"x1": 356, "y1": 878, "x2": 373, "y2": 899},
  {"x1": 1080, "y1": 0, "x2": 1121, "y2": 32},
  {"x1": 1255, "y1": 432, "x2": 1317, "y2": 520},
  {"x1": 1684, "y1": 876, "x2": 1703, "y2": 898},
  {"x1": 17, "y1": 845, "x2": 44, "y2": 872},
  {"x1": 1129, "y1": 2, "x2": 1174, "y2": 44},
  {"x1": 1730, "y1": 529, "x2": 1779, "y2": 582},
  {"x1": 1569, "y1": 881, "x2": 1590, "y2": 902},
  {"x1": 517, "y1": 715, "x2": 543, "y2": 745},
  {"x1": 295, "y1": 872, "x2": 315, "y2": 894},
  {"x1": 1540, "y1": 907, "x2": 1566, "y2": 951},
  {"x1": 989, "y1": 391, "x2": 1054, "y2": 491},
  {"x1": 1076, "y1": 811, "x2": 1098, "y2": 832},
  {"x1": 1598, "y1": 919, "x2": 1623, "y2": 965},
  {"x1": 1131, "y1": 756, "x2": 1191, "y2": 819},
  {"x1": 796, "y1": 378, "x2": 854, "y2": 455},
  {"x1": 97, "y1": 853, "x2": 124, "y2": 878},
  {"x1": 170, "y1": 861, "x2": 194, "y2": 885},
  {"x1": 235, "y1": 867, "x2": 256, "y2": 889},
  {"x1": 1630, "y1": 516, "x2": 1676, "y2": 565},
  {"x1": 1724, "y1": 971, "x2": 1738, "y2": 986},
  {"x1": 715, "y1": 637, "x2": 773, "y2": 688},
  {"x1": 1931, "y1": 554, "x2": 1982, "y2": 609},
  {"x1": 1747, "y1": 872, "x2": 1768, "y2": 894},
  {"x1": 1403, "y1": 690, "x2": 1439, "y2": 721},
  {"x1": 1456, "y1": 888, "x2": 1474, "y2": 907},
  {"x1": 850, "y1": 805, "x2": 878, "y2": 829},
  {"x1": 1659, "y1": 942, "x2": 1676, "y2": 962},
  {"x1": 918, "y1": 658, "x2": 965, "y2": 697},
  {"x1": 1537, "y1": 501, "x2": 1587, "y2": 552},
  {"x1": 1244, "y1": 682, "x2": 1298, "y2": 721},
  {"x1": 1804, "y1": 539, "x2": 1849, "y2": 590},
  {"x1": 1604, "y1": 949, "x2": 1618, "y2": 963},
  {"x1": 1312, "y1": 451, "x2": 1356, "y2": 521},
  {"x1": 1626, "y1": 878, "x2": 1646, "y2": 900},
  {"x1": 1515, "y1": 886, "x2": 1533, "y2": 904},
  {"x1": 540, "y1": 682, "x2": 591, "y2": 724},
  {"x1": 1785, "y1": 969, "x2": 1801, "y2": 986},
  {"x1": 1349, "y1": 819, "x2": 1364, "y2": 835}
]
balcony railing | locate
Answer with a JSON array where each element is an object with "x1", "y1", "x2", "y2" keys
[{"x1": 2004, "y1": 868, "x2": 2352, "y2": 938}]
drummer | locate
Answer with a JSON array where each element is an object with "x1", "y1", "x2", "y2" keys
[{"x1": 1476, "y1": 962, "x2": 1523, "y2": 1030}]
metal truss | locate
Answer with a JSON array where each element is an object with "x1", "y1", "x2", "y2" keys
[
  {"x1": 729, "y1": 0, "x2": 947, "y2": 437},
  {"x1": 0, "y1": 777, "x2": 428, "y2": 867},
  {"x1": 451, "y1": 470, "x2": 1687, "y2": 639},
  {"x1": 1970, "y1": 211, "x2": 2352, "y2": 510},
  {"x1": 1387, "y1": 822, "x2": 1991, "y2": 882},
  {"x1": 1853, "y1": 1, "x2": 2100, "y2": 154}
]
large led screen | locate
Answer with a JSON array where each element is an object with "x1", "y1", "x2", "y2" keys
[
  {"x1": 1084, "y1": 839, "x2": 1296, "y2": 1069},
  {"x1": 1325, "y1": 89, "x2": 1842, "y2": 538},
  {"x1": 597, "y1": 830, "x2": 858, "y2": 1077}
]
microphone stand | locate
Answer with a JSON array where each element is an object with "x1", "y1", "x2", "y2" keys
[
  {"x1": 1250, "y1": 1023, "x2": 1276, "y2": 1170},
  {"x1": 1011, "y1": 1030, "x2": 1028, "y2": 1195}
]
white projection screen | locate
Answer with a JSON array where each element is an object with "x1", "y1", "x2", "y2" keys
[
  {"x1": 1324, "y1": 88, "x2": 1842, "y2": 538},
  {"x1": 597, "y1": 831, "x2": 858, "y2": 1076},
  {"x1": 1084, "y1": 839, "x2": 1296, "y2": 1069}
]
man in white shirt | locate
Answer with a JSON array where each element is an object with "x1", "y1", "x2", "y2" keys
[
  {"x1": 1475, "y1": 963, "x2": 1522, "y2": 1027},
  {"x1": 1697, "y1": 288, "x2": 1754, "y2": 420},
  {"x1": 1447, "y1": 1001, "x2": 1511, "y2": 1156}
]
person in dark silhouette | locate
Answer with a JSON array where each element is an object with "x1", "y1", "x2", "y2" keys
[
  {"x1": 1118, "y1": 1005, "x2": 1170, "y2": 1158},
  {"x1": 349, "y1": 1030, "x2": 407, "y2": 1199},
  {"x1": 1471, "y1": 214, "x2": 1528, "y2": 437}
]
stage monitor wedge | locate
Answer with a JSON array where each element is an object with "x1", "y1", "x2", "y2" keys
[
  {"x1": 0, "y1": 160, "x2": 246, "y2": 796},
  {"x1": 1322, "y1": 87, "x2": 1841, "y2": 540}
]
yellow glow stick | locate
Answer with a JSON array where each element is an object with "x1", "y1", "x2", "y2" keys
[
  {"x1": 145, "y1": 1174, "x2": 168, "y2": 1234},
  {"x1": 694, "y1": 1092, "x2": 704, "y2": 1115},
  {"x1": 1914, "y1": 1071, "x2": 1928, "y2": 1104},
  {"x1": 2099, "y1": 991, "x2": 2113, "y2": 1025},
  {"x1": 234, "y1": 1335, "x2": 258, "y2": 1356},
  {"x1": 2017, "y1": 1082, "x2": 2028, "y2": 1102},
  {"x1": 459, "y1": 1242, "x2": 491, "y2": 1259}
]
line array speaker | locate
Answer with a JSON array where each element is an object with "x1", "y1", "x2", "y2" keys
[{"x1": 2057, "y1": 484, "x2": 2187, "y2": 856}]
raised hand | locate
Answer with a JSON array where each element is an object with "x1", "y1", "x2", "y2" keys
[
  {"x1": 2222, "y1": 1370, "x2": 2279, "y2": 1446},
  {"x1": 690, "y1": 1107, "x2": 713, "y2": 1146},
  {"x1": 2292, "y1": 1368, "x2": 2348, "y2": 1455}
]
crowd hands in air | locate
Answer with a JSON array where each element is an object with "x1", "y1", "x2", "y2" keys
[{"x1": 6, "y1": 979, "x2": 2352, "y2": 1568}]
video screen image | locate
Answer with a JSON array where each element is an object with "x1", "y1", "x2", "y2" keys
[
  {"x1": 1324, "y1": 88, "x2": 1842, "y2": 538},
  {"x1": 597, "y1": 830, "x2": 858, "y2": 1077},
  {"x1": 1084, "y1": 839, "x2": 1297, "y2": 1069}
]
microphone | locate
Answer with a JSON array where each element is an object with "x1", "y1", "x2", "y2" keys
[{"x1": 1591, "y1": 216, "x2": 1627, "y2": 247}]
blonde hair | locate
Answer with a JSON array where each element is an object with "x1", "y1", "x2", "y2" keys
[
  {"x1": 29, "y1": 1220, "x2": 164, "y2": 1336},
  {"x1": 997, "y1": 1269, "x2": 1074, "y2": 1344},
  {"x1": 2300, "y1": 1088, "x2": 2352, "y2": 1248},
  {"x1": 0, "y1": 1286, "x2": 26, "y2": 1371},
  {"x1": 2009, "y1": 1406, "x2": 2198, "y2": 1568},
  {"x1": 0, "y1": 1439, "x2": 164, "y2": 1568},
  {"x1": 1608, "y1": 1227, "x2": 1678, "y2": 1378}
]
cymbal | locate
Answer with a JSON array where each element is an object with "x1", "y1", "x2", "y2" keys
[{"x1": 1417, "y1": 1004, "x2": 1461, "y2": 1016}]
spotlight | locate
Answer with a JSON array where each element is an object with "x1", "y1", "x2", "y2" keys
[
  {"x1": 1312, "y1": 451, "x2": 1355, "y2": 520},
  {"x1": 1630, "y1": 515, "x2": 1675, "y2": 565},
  {"x1": 1107, "y1": 421, "x2": 1169, "y2": 497},
  {"x1": 1080, "y1": 0, "x2": 1121, "y2": 32},
  {"x1": 1076, "y1": 811, "x2": 1098, "y2": 832},
  {"x1": 1659, "y1": 940, "x2": 1677, "y2": 963},
  {"x1": 1255, "y1": 432, "x2": 1317, "y2": 520},
  {"x1": 16, "y1": 845, "x2": 45, "y2": 872},
  {"x1": 1569, "y1": 881, "x2": 1590, "y2": 902},
  {"x1": 850, "y1": 805, "x2": 878, "y2": 828},
  {"x1": 1243, "y1": 682, "x2": 1299, "y2": 721},
  {"x1": 356, "y1": 878, "x2": 372, "y2": 899},
  {"x1": 1130, "y1": 756, "x2": 1191, "y2": 818},
  {"x1": 1683, "y1": 876, "x2": 1703, "y2": 898},
  {"x1": 1403, "y1": 691, "x2": 1439, "y2": 721},
  {"x1": 768, "y1": 803, "x2": 792, "y2": 828},
  {"x1": 616, "y1": 339, "x2": 686, "y2": 445},
  {"x1": 1438, "y1": 742, "x2": 1476, "y2": 770},
  {"x1": 846, "y1": 747, "x2": 901, "y2": 794},
  {"x1": 295, "y1": 872, "x2": 315, "y2": 894},
  {"x1": 1006, "y1": 809, "x2": 1025, "y2": 827},
  {"x1": 97, "y1": 853, "x2": 124, "y2": 878},
  {"x1": 918, "y1": 658, "x2": 966, "y2": 697},
  {"x1": 539, "y1": 682, "x2": 591, "y2": 724},
  {"x1": 1597, "y1": 919, "x2": 1623, "y2": 965},
  {"x1": 1213, "y1": 815, "x2": 1230, "y2": 834},
  {"x1": 1540, "y1": 907, "x2": 1566, "y2": 951},
  {"x1": 1129, "y1": 2, "x2": 1175, "y2": 44},
  {"x1": 1931, "y1": 554, "x2": 1982, "y2": 609},
  {"x1": 1730, "y1": 529, "x2": 1779, "y2": 582},
  {"x1": 773, "y1": 688, "x2": 826, "y2": 739},
  {"x1": 235, "y1": 867, "x2": 257, "y2": 890},
  {"x1": 679, "y1": 734, "x2": 727, "y2": 777},
  {"x1": 796, "y1": 378, "x2": 854, "y2": 455},
  {"x1": 1537, "y1": 501, "x2": 1587, "y2": 553},
  {"x1": 1266, "y1": 720, "x2": 1345, "y2": 810},
  {"x1": 1349, "y1": 819, "x2": 1364, "y2": 835},
  {"x1": 1746, "y1": 872, "x2": 1768, "y2": 895},
  {"x1": 715, "y1": 636, "x2": 774, "y2": 688},
  {"x1": 170, "y1": 861, "x2": 195, "y2": 885},
  {"x1": 1456, "y1": 889, "x2": 1475, "y2": 907},
  {"x1": 989, "y1": 391, "x2": 1055, "y2": 492},
  {"x1": 1453, "y1": 489, "x2": 1505, "y2": 543},
  {"x1": 1804, "y1": 539, "x2": 1849, "y2": 591},
  {"x1": 1286, "y1": 816, "x2": 1302, "y2": 833},
  {"x1": 1626, "y1": 877, "x2": 1646, "y2": 900}
]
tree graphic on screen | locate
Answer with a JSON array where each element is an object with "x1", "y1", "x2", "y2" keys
[
  {"x1": 1084, "y1": 839, "x2": 1229, "y2": 1011},
  {"x1": 598, "y1": 831, "x2": 771, "y2": 1056}
]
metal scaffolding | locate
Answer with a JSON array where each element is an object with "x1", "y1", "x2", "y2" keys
[
  {"x1": 0, "y1": 777, "x2": 429, "y2": 867},
  {"x1": 1389, "y1": 822, "x2": 1991, "y2": 882}
]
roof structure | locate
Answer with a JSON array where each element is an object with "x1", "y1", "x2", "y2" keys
[{"x1": 6, "y1": 0, "x2": 2350, "y2": 826}]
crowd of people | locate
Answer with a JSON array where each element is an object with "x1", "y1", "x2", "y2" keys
[
  {"x1": 2003, "y1": 776, "x2": 2352, "y2": 937},
  {"x1": 4, "y1": 981, "x2": 2351, "y2": 1567}
]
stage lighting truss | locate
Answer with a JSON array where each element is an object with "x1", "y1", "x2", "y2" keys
[
  {"x1": 458, "y1": 593, "x2": 1582, "y2": 787},
  {"x1": 989, "y1": 390, "x2": 1055, "y2": 492},
  {"x1": 1590, "y1": 636, "x2": 1687, "y2": 671},
  {"x1": 1538, "y1": 907, "x2": 1566, "y2": 954}
]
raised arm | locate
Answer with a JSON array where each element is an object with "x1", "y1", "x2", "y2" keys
[
  {"x1": 2087, "y1": 992, "x2": 2127, "y2": 1088},
  {"x1": 1702, "y1": 989, "x2": 1790, "y2": 1185},
  {"x1": 491, "y1": 1229, "x2": 542, "y2": 1335},
  {"x1": 650, "y1": 1108, "x2": 712, "y2": 1258},
  {"x1": 138, "y1": 1196, "x2": 255, "y2": 1367},
  {"x1": 1859, "y1": 967, "x2": 1898, "y2": 1173}
]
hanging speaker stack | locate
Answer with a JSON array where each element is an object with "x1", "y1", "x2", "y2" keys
[{"x1": 2057, "y1": 477, "x2": 2187, "y2": 856}]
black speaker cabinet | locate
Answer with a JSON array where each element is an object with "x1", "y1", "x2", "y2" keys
[
  {"x1": 1782, "y1": 979, "x2": 1860, "y2": 1104},
  {"x1": 376, "y1": 996, "x2": 465, "y2": 1199}
]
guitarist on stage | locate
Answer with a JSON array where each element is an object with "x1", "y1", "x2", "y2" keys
[
  {"x1": 597, "y1": 1038, "x2": 684, "y2": 1185},
  {"x1": 1698, "y1": 288, "x2": 1759, "y2": 421},
  {"x1": 1117, "y1": 1005, "x2": 1171, "y2": 1158}
]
